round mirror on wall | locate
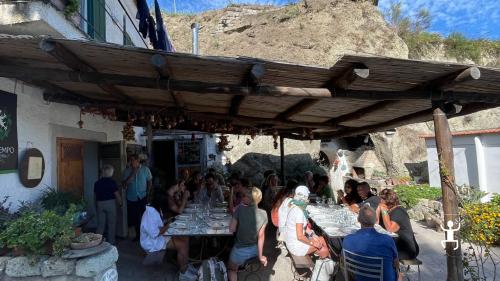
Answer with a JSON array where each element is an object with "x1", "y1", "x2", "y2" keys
[{"x1": 19, "y1": 148, "x2": 45, "y2": 188}]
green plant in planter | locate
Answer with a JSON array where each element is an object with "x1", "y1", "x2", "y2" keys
[
  {"x1": 64, "y1": 0, "x2": 80, "y2": 17},
  {"x1": 41, "y1": 188, "x2": 85, "y2": 215},
  {"x1": 0, "y1": 205, "x2": 77, "y2": 256}
]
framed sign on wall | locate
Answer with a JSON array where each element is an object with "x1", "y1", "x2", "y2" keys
[
  {"x1": 19, "y1": 148, "x2": 45, "y2": 188},
  {"x1": 0, "y1": 91, "x2": 18, "y2": 174}
]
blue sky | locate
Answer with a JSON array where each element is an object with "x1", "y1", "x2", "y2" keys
[{"x1": 157, "y1": 0, "x2": 500, "y2": 39}]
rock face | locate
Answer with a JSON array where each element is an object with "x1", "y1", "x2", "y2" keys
[
  {"x1": 407, "y1": 199, "x2": 444, "y2": 231},
  {"x1": 5, "y1": 256, "x2": 45, "y2": 277},
  {"x1": 41, "y1": 257, "x2": 75, "y2": 277},
  {"x1": 75, "y1": 247, "x2": 118, "y2": 278},
  {"x1": 166, "y1": 0, "x2": 408, "y2": 65}
]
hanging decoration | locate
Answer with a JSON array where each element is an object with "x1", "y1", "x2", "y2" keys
[
  {"x1": 77, "y1": 109, "x2": 84, "y2": 128},
  {"x1": 217, "y1": 134, "x2": 233, "y2": 152},
  {"x1": 272, "y1": 129, "x2": 279, "y2": 150},
  {"x1": 246, "y1": 138, "x2": 251, "y2": 146},
  {"x1": 81, "y1": 107, "x2": 117, "y2": 121},
  {"x1": 122, "y1": 115, "x2": 136, "y2": 141}
]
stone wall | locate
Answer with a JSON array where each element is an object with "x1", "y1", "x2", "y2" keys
[
  {"x1": 407, "y1": 199, "x2": 444, "y2": 231},
  {"x1": 0, "y1": 247, "x2": 118, "y2": 281}
]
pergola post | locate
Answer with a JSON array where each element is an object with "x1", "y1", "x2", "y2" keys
[
  {"x1": 432, "y1": 105, "x2": 464, "y2": 281},
  {"x1": 146, "y1": 121, "x2": 153, "y2": 163},
  {"x1": 280, "y1": 135, "x2": 285, "y2": 184}
]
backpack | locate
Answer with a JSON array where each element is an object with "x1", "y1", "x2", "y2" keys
[{"x1": 198, "y1": 257, "x2": 228, "y2": 281}]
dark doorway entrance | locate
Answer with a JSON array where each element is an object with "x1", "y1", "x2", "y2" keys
[{"x1": 152, "y1": 141, "x2": 176, "y2": 187}]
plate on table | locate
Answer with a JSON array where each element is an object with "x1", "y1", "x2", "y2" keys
[
  {"x1": 175, "y1": 214, "x2": 192, "y2": 221},
  {"x1": 187, "y1": 203, "x2": 202, "y2": 208},
  {"x1": 211, "y1": 208, "x2": 227, "y2": 213},
  {"x1": 171, "y1": 221, "x2": 187, "y2": 228},
  {"x1": 210, "y1": 213, "x2": 230, "y2": 219},
  {"x1": 184, "y1": 208, "x2": 198, "y2": 214}
]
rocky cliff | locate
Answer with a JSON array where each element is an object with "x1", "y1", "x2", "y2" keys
[{"x1": 164, "y1": 0, "x2": 500, "y2": 180}]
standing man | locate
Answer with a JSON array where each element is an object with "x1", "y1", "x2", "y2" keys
[
  {"x1": 304, "y1": 171, "x2": 315, "y2": 192},
  {"x1": 122, "y1": 154, "x2": 152, "y2": 241}
]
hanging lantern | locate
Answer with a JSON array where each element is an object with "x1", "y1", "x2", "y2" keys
[
  {"x1": 246, "y1": 138, "x2": 251, "y2": 145},
  {"x1": 273, "y1": 140, "x2": 278, "y2": 149}
]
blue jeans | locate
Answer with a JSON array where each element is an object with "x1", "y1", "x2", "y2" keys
[{"x1": 229, "y1": 244, "x2": 258, "y2": 266}]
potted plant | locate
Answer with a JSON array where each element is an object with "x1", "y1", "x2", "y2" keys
[{"x1": 0, "y1": 205, "x2": 77, "y2": 256}]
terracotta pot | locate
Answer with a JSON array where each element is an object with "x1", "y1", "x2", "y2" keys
[{"x1": 74, "y1": 227, "x2": 82, "y2": 237}]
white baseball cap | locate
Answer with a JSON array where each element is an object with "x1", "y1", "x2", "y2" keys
[{"x1": 295, "y1": 185, "x2": 310, "y2": 197}]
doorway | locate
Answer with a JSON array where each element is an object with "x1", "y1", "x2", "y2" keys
[
  {"x1": 152, "y1": 140, "x2": 176, "y2": 187},
  {"x1": 57, "y1": 138, "x2": 84, "y2": 198}
]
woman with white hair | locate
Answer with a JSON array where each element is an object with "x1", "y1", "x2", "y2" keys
[
  {"x1": 94, "y1": 164, "x2": 122, "y2": 245},
  {"x1": 284, "y1": 186, "x2": 330, "y2": 258}
]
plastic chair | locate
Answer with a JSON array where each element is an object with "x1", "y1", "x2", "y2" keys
[{"x1": 342, "y1": 249, "x2": 384, "y2": 281}]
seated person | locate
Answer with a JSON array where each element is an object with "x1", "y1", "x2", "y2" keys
[
  {"x1": 314, "y1": 175, "x2": 333, "y2": 199},
  {"x1": 377, "y1": 189, "x2": 420, "y2": 260},
  {"x1": 343, "y1": 205, "x2": 399, "y2": 281},
  {"x1": 227, "y1": 187, "x2": 268, "y2": 281},
  {"x1": 228, "y1": 176, "x2": 245, "y2": 213},
  {"x1": 337, "y1": 179, "x2": 361, "y2": 205},
  {"x1": 262, "y1": 173, "x2": 279, "y2": 211},
  {"x1": 273, "y1": 179, "x2": 298, "y2": 239},
  {"x1": 284, "y1": 186, "x2": 330, "y2": 259},
  {"x1": 196, "y1": 173, "x2": 224, "y2": 206},
  {"x1": 140, "y1": 190, "x2": 195, "y2": 280},
  {"x1": 350, "y1": 181, "x2": 380, "y2": 212},
  {"x1": 165, "y1": 179, "x2": 190, "y2": 220},
  {"x1": 186, "y1": 171, "x2": 203, "y2": 201},
  {"x1": 208, "y1": 167, "x2": 226, "y2": 187}
]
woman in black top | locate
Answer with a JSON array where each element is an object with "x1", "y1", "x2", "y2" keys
[
  {"x1": 377, "y1": 188, "x2": 420, "y2": 260},
  {"x1": 337, "y1": 179, "x2": 361, "y2": 205}
]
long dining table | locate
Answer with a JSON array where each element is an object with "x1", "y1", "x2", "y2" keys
[{"x1": 163, "y1": 202, "x2": 234, "y2": 237}]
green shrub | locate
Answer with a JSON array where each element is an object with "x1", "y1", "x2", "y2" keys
[
  {"x1": 41, "y1": 189, "x2": 85, "y2": 215},
  {"x1": 0, "y1": 206, "x2": 77, "y2": 256},
  {"x1": 393, "y1": 184, "x2": 442, "y2": 209},
  {"x1": 491, "y1": 194, "x2": 500, "y2": 206}
]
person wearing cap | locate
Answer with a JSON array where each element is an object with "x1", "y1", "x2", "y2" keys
[{"x1": 284, "y1": 185, "x2": 330, "y2": 258}]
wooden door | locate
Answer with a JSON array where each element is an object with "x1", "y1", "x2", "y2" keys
[{"x1": 57, "y1": 138, "x2": 84, "y2": 198}]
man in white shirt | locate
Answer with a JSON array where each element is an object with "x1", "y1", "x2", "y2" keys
[{"x1": 140, "y1": 191, "x2": 195, "y2": 281}]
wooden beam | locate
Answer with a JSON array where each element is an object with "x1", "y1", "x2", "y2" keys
[
  {"x1": 42, "y1": 92, "x2": 167, "y2": 111},
  {"x1": 276, "y1": 98, "x2": 318, "y2": 121},
  {"x1": 229, "y1": 95, "x2": 245, "y2": 116},
  {"x1": 2, "y1": 64, "x2": 499, "y2": 103},
  {"x1": 326, "y1": 101, "x2": 400, "y2": 125},
  {"x1": 432, "y1": 105, "x2": 464, "y2": 281},
  {"x1": 40, "y1": 39, "x2": 134, "y2": 103},
  {"x1": 416, "y1": 66, "x2": 481, "y2": 92},
  {"x1": 328, "y1": 65, "x2": 370, "y2": 90},
  {"x1": 151, "y1": 54, "x2": 185, "y2": 107},
  {"x1": 187, "y1": 112, "x2": 336, "y2": 129}
]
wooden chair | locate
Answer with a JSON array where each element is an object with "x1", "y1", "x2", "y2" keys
[
  {"x1": 342, "y1": 249, "x2": 384, "y2": 281},
  {"x1": 400, "y1": 258, "x2": 422, "y2": 281},
  {"x1": 289, "y1": 252, "x2": 314, "y2": 281}
]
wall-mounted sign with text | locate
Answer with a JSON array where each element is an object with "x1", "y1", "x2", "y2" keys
[{"x1": 0, "y1": 91, "x2": 18, "y2": 174}]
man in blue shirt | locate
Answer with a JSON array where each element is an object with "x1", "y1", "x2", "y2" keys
[
  {"x1": 122, "y1": 154, "x2": 152, "y2": 241},
  {"x1": 343, "y1": 205, "x2": 399, "y2": 281}
]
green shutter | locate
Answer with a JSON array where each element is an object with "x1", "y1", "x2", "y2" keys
[{"x1": 87, "y1": 0, "x2": 106, "y2": 41}]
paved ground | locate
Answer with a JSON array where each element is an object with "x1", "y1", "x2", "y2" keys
[{"x1": 116, "y1": 221, "x2": 498, "y2": 281}]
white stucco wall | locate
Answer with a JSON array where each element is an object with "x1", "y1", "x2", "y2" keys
[
  {"x1": 104, "y1": 0, "x2": 148, "y2": 48},
  {"x1": 426, "y1": 134, "x2": 500, "y2": 193},
  {"x1": 0, "y1": 78, "x2": 133, "y2": 209}
]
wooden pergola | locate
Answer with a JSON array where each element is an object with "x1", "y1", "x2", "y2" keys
[{"x1": 1, "y1": 35, "x2": 499, "y2": 281}]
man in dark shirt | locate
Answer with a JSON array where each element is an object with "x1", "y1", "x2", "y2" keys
[
  {"x1": 94, "y1": 165, "x2": 122, "y2": 245},
  {"x1": 350, "y1": 181, "x2": 380, "y2": 213}
]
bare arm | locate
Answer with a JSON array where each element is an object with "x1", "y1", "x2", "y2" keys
[
  {"x1": 114, "y1": 191, "x2": 122, "y2": 206},
  {"x1": 122, "y1": 168, "x2": 138, "y2": 187},
  {"x1": 258, "y1": 223, "x2": 268, "y2": 266},
  {"x1": 167, "y1": 192, "x2": 189, "y2": 214},
  {"x1": 381, "y1": 211, "x2": 400, "y2": 232},
  {"x1": 349, "y1": 204, "x2": 360, "y2": 213},
  {"x1": 229, "y1": 218, "x2": 238, "y2": 233},
  {"x1": 295, "y1": 223, "x2": 320, "y2": 248}
]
